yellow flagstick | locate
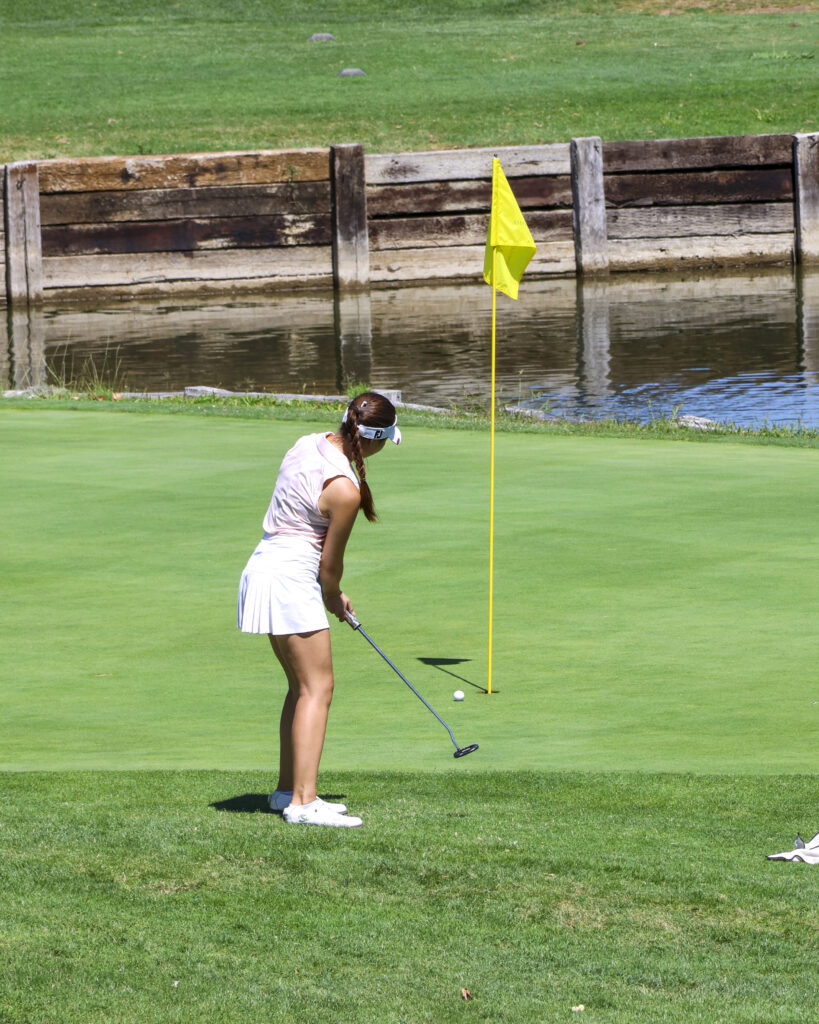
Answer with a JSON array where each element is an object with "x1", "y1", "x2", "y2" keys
[
  {"x1": 482, "y1": 157, "x2": 536, "y2": 697},
  {"x1": 488, "y1": 249, "x2": 497, "y2": 695}
]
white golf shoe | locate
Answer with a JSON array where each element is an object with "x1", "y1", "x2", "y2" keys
[
  {"x1": 268, "y1": 790, "x2": 347, "y2": 815},
  {"x1": 283, "y1": 798, "x2": 362, "y2": 828}
]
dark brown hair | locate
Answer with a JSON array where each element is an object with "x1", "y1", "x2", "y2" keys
[{"x1": 339, "y1": 391, "x2": 396, "y2": 523}]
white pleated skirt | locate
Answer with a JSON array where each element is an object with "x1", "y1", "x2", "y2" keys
[{"x1": 236, "y1": 535, "x2": 329, "y2": 635}]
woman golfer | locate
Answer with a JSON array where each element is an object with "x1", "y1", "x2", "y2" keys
[{"x1": 237, "y1": 392, "x2": 401, "y2": 828}]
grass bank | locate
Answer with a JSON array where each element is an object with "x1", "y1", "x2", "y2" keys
[
  {"x1": 1, "y1": 0, "x2": 817, "y2": 160},
  {"x1": 1, "y1": 770, "x2": 817, "y2": 1024},
  {"x1": 4, "y1": 389, "x2": 819, "y2": 447}
]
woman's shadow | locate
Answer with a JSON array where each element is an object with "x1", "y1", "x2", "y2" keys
[
  {"x1": 210, "y1": 792, "x2": 348, "y2": 814},
  {"x1": 210, "y1": 794, "x2": 271, "y2": 813}
]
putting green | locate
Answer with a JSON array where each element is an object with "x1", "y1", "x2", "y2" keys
[{"x1": 1, "y1": 407, "x2": 817, "y2": 773}]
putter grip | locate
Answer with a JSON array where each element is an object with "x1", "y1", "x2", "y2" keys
[{"x1": 345, "y1": 610, "x2": 361, "y2": 630}]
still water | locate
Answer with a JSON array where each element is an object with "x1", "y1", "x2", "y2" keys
[{"x1": 4, "y1": 267, "x2": 819, "y2": 427}]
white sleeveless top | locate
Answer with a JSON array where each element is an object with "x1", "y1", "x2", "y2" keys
[{"x1": 262, "y1": 433, "x2": 359, "y2": 551}]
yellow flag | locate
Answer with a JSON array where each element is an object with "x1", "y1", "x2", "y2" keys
[{"x1": 483, "y1": 158, "x2": 536, "y2": 300}]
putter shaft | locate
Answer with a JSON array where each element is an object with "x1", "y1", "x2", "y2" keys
[{"x1": 345, "y1": 611, "x2": 477, "y2": 757}]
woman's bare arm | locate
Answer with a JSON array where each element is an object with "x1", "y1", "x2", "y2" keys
[{"x1": 318, "y1": 476, "x2": 361, "y2": 620}]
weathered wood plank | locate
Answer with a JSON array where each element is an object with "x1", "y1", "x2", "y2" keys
[
  {"x1": 331, "y1": 143, "x2": 369, "y2": 289},
  {"x1": 0, "y1": 308, "x2": 8, "y2": 381},
  {"x1": 794, "y1": 133, "x2": 819, "y2": 265},
  {"x1": 4, "y1": 170, "x2": 27, "y2": 303},
  {"x1": 370, "y1": 210, "x2": 573, "y2": 250},
  {"x1": 42, "y1": 214, "x2": 332, "y2": 257},
  {"x1": 605, "y1": 168, "x2": 793, "y2": 207},
  {"x1": 4, "y1": 162, "x2": 43, "y2": 305},
  {"x1": 40, "y1": 182, "x2": 332, "y2": 226},
  {"x1": 603, "y1": 134, "x2": 793, "y2": 173},
  {"x1": 369, "y1": 242, "x2": 575, "y2": 283},
  {"x1": 571, "y1": 137, "x2": 608, "y2": 276},
  {"x1": 42, "y1": 246, "x2": 333, "y2": 290},
  {"x1": 366, "y1": 176, "x2": 573, "y2": 217},
  {"x1": 607, "y1": 203, "x2": 794, "y2": 240},
  {"x1": 608, "y1": 233, "x2": 794, "y2": 271},
  {"x1": 366, "y1": 144, "x2": 571, "y2": 185},
  {"x1": 38, "y1": 149, "x2": 331, "y2": 194}
]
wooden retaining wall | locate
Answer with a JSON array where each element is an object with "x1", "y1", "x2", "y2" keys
[
  {"x1": 37, "y1": 148, "x2": 334, "y2": 301},
  {"x1": 3, "y1": 133, "x2": 819, "y2": 306}
]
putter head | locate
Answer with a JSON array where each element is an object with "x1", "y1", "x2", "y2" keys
[{"x1": 453, "y1": 743, "x2": 479, "y2": 758}]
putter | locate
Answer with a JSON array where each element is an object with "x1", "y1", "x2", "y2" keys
[{"x1": 345, "y1": 611, "x2": 479, "y2": 759}]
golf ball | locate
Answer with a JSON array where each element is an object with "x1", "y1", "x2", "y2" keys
[{"x1": 453, "y1": 690, "x2": 465, "y2": 701}]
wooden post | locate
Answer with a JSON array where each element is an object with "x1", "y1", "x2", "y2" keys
[
  {"x1": 0, "y1": 309, "x2": 10, "y2": 389},
  {"x1": 794, "y1": 133, "x2": 819, "y2": 266},
  {"x1": 331, "y1": 144, "x2": 370, "y2": 290},
  {"x1": 570, "y1": 136, "x2": 609, "y2": 276},
  {"x1": 4, "y1": 162, "x2": 43, "y2": 305}
]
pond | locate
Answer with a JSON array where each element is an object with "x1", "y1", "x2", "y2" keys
[{"x1": 4, "y1": 266, "x2": 819, "y2": 427}]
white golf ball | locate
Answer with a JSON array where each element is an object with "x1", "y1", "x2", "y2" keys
[{"x1": 453, "y1": 690, "x2": 465, "y2": 701}]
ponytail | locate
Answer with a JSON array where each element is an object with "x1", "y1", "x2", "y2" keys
[
  {"x1": 343, "y1": 403, "x2": 377, "y2": 523},
  {"x1": 339, "y1": 391, "x2": 397, "y2": 524}
]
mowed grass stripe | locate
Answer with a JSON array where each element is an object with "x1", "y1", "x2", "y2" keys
[
  {"x1": 0, "y1": 770, "x2": 817, "y2": 1024},
  {"x1": 1, "y1": 408, "x2": 817, "y2": 772},
  {"x1": 2, "y1": 1, "x2": 817, "y2": 159}
]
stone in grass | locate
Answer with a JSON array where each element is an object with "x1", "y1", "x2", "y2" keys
[
  {"x1": 677, "y1": 415, "x2": 717, "y2": 431},
  {"x1": 308, "y1": 33, "x2": 336, "y2": 42},
  {"x1": 338, "y1": 68, "x2": 366, "y2": 77}
]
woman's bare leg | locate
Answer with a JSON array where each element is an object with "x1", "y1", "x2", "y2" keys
[
  {"x1": 269, "y1": 635, "x2": 298, "y2": 790},
  {"x1": 275, "y1": 688, "x2": 297, "y2": 792},
  {"x1": 268, "y1": 630, "x2": 334, "y2": 806}
]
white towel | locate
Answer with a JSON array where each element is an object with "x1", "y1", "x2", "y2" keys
[{"x1": 767, "y1": 831, "x2": 819, "y2": 864}]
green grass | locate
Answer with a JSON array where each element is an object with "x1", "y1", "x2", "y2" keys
[
  {"x1": 0, "y1": 0, "x2": 817, "y2": 160},
  {"x1": 1, "y1": 403, "x2": 818, "y2": 774},
  {"x1": 7, "y1": 389, "x2": 819, "y2": 446},
  {"x1": 2, "y1": 403, "x2": 818, "y2": 1022},
  {"x1": 1, "y1": 770, "x2": 817, "y2": 1024}
]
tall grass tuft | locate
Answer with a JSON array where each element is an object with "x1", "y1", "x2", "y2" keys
[{"x1": 47, "y1": 344, "x2": 128, "y2": 398}]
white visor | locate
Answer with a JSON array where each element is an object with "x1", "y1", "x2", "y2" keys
[{"x1": 342, "y1": 410, "x2": 402, "y2": 445}]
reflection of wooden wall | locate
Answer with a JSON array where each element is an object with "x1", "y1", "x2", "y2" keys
[
  {"x1": 10, "y1": 266, "x2": 817, "y2": 397},
  {"x1": 2, "y1": 133, "x2": 819, "y2": 306},
  {"x1": 0, "y1": 172, "x2": 6, "y2": 306}
]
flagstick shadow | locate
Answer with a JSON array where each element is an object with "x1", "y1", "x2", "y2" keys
[{"x1": 417, "y1": 657, "x2": 490, "y2": 694}]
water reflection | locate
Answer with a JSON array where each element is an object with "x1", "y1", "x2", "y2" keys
[{"x1": 4, "y1": 267, "x2": 819, "y2": 427}]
